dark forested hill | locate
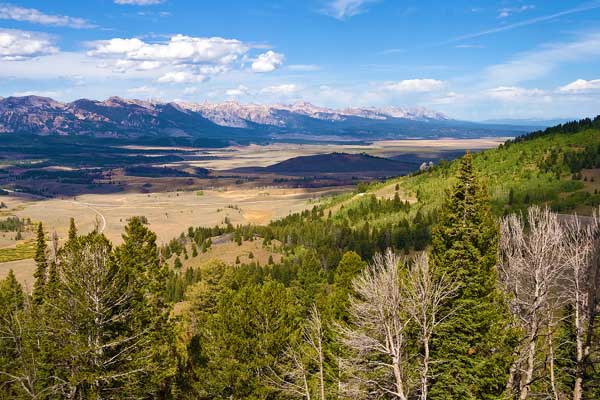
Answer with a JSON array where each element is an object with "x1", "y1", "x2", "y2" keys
[{"x1": 232, "y1": 152, "x2": 415, "y2": 175}]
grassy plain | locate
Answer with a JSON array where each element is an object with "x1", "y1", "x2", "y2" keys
[
  {"x1": 167, "y1": 138, "x2": 507, "y2": 170},
  {"x1": 0, "y1": 138, "x2": 505, "y2": 286}
]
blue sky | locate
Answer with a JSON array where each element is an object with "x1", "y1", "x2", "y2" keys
[{"x1": 1, "y1": 0, "x2": 600, "y2": 120}]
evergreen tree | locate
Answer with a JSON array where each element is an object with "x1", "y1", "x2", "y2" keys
[
  {"x1": 32, "y1": 222, "x2": 48, "y2": 304},
  {"x1": 0, "y1": 272, "x2": 49, "y2": 398},
  {"x1": 193, "y1": 280, "x2": 300, "y2": 398},
  {"x1": 68, "y1": 217, "x2": 77, "y2": 241},
  {"x1": 330, "y1": 251, "x2": 367, "y2": 322},
  {"x1": 44, "y1": 261, "x2": 60, "y2": 302},
  {"x1": 174, "y1": 256, "x2": 183, "y2": 270},
  {"x1": 429, "y1": 153, "x2": 516, "y2": 399},
  {"x1": 555, "y1": 304, "x2": 577, "y2": 395},
  {"x1": 115, "y1": 217, "x2": 177, "y2": 396},
  {"x1": 0, "y1": 269, "x2": 24, "y2": 315}
]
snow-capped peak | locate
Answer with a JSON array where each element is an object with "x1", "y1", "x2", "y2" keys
[{"x1": 176, "y1": 100, "x2": 448, "y2": 128}]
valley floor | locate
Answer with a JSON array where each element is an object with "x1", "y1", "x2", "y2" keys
[{"x1": 0, "y1": 186, "x2": 346, "y2": 285}]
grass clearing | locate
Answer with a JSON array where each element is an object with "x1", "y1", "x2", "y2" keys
[{"x1": 0, "y1": 240, "x2": 36, "y2": 263}]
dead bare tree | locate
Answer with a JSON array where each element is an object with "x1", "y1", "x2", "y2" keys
[
  {"x1": 499, "y1": 206, "x2": 567, "y2": 400},
  {"x1": 338, "y1": 250, "x2": 412, "y2": 399},
  {"x1": 563, "y1": 212, "x2": 600, "y2": 400},
  {"x1": 403, "y1": 253, "x2": 459, "y2": 400}
]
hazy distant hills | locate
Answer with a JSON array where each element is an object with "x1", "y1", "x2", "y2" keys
[
  {"x1": 482, "y1": 118, "x2": 571, "y2": 127},
  {"x1": 0, "y1": 95, "x2": 537, "y2": 146}
]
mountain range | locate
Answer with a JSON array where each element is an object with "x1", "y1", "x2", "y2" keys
[{"x1": 0, "y1": 95, "x2": 538, "y2": 146}]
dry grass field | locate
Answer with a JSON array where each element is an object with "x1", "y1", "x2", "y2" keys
[
  {"x1": 6, "y1": 187, "x2": 343, "y2": 245},
  {"x1": 0, "y1": 258, "x2": 36, "y2": 289},
  {"x1": 0, "y1": 138, "x2": 506, "y2": 286},
  {"x1": 0, "y1": 186, "x2": 340, "y2": 285},
  {"x1": 167, "y1": 236, "x2": 283, "y2": 271},
  {"x1": 168, "y1": 138, "x2": 508, "y2": 171}
]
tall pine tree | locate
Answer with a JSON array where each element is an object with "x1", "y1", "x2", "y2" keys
[
  {"x1": 68, "y1": 217, "x2": 77, "y2": 242},
  {"x1": 429, "y1": 152, "x2": 516, "y2": 399},
  {"x1": 115, "y1": 217, "x2": 177, "y2": 396},
  {"x1": 32, "y1": 222, "x2": 47, "y2": 304}
]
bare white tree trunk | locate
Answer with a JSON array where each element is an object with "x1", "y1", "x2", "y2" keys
[
  {"x1": 338, "y1": 250, "x2": 457, "y2": 399},
  {"x1": 500, "y1": 206, "x2": 566, "y2": 399},
  {"x1": 546, "y1": 305, "x2": 559, "y2": 400},
  {"x1": 305, "y1": 305, "x2": 326, "y2": 400},
  {"x1": 338, "y1": 250, "x2": 411, "y2": 399},
  {"x1": 563, "y1": 213, "x2": 599, "y2": 400}
]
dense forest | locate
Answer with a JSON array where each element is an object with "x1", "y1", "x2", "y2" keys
[{"x1": 1, "y1": 119, "x2": 600, "y2": 399}]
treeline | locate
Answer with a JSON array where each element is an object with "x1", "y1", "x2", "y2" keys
[
  {"x1": 162, "y1": 192, "x2": 431, "y2": 275},
  {"x1": 0, "y1": 216, "x2": 31, "y2": 232},
  {"x1": 509, "y1": 115, "x2": 600, "y2": 143}
]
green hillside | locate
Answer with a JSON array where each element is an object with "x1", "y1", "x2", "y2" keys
[
  {"x1": 345, "y1": 115, "x2": 600, "y2": 220},
  {"x1": 404, "y1": 121, "x2": 599, "y2": 214}
]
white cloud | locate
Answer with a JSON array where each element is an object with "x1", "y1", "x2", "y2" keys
[
  {"x1": 88, "y1": 35, "x2": 248, "y2": 65},
  {"x1": 127, "y1": 85, "x2": 157, "y2": 94},
  {"x1": 447, "y1": 3, "x2": 600, "y2": 45},
  {"x1": 260, "y1": 84, "x2": 299, "y2": 95},
  {"x1": 486, "y1": 86, "x2": 546, "y2": 100},
  {"x1": 157, "y1": 71, "x2": 207, "y2": 83},
  {"x1": 114, "y1": 0, "x2": 164, "y2": 5},
  {"x1": 485, "y1": 32, "x2": 600, "y2": 86},
  {"x1": 382, "y1": 79, "x2": 444, "y2": 93},
  {"x1": 0, "y1": 3, "x2": 94, "y2": 29},
  {"x1": 225, "y1": 85, "x2": 250, "y2": 97},
  {"x1": 86, "y1": 35, "x2": 259, "y2": 81},
  {"x1": 322, "y1": 0, "x2": 379, "y2": 20},
  {"x1": 379, "y1": 48, "x2": 404, "y2": 55},
  {"x1": 89, "y1": 38, "x2": 146, "y2": 55},
  {"x1": 0, "y1": 29, "x2": 58, "y2": 60},
  {"x1": 558, "y1": 79, "x2": 600, "y2": 94},
  {"x1": 455, "y1": 44, "x2": 484, "y2": 49},
  {"x1": 498, "y1": 5, "x2": 535, "y2": 19},
  {"x1": 183, "y1": 87, "x2": 198, "y2": 95},
  {"x1": 430, "y1": 91, "x2": 465, "y2": 105},
  {"x1": 251, "y1": 50, "x2": 284, "y2": 73}
]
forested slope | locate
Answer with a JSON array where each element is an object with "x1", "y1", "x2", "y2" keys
[{"x1": 397, "y1": 115, "x2": 600, "y2": 215}]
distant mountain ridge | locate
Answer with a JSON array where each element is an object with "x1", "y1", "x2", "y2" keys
[
  {"x1": 176, "y1": 100, "x2": 449, "y2": 129},
  {"x1": 0, "y1": 95, "x2": 534, "y2": 145}
]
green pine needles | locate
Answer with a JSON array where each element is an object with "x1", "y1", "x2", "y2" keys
[{"x1": 429, "y1": 152, "x2": 517, "y2": 399}]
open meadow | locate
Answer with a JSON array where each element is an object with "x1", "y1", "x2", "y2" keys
[
  {"x1": 0, "y1": 137, "x2": 506, "y2": 286},
  {"x1": 0, "y1": 186, "x2": 345, "y2": 285},
  {"x1": 166, "y1": 137, "x2": 508, "y2": 170}
]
